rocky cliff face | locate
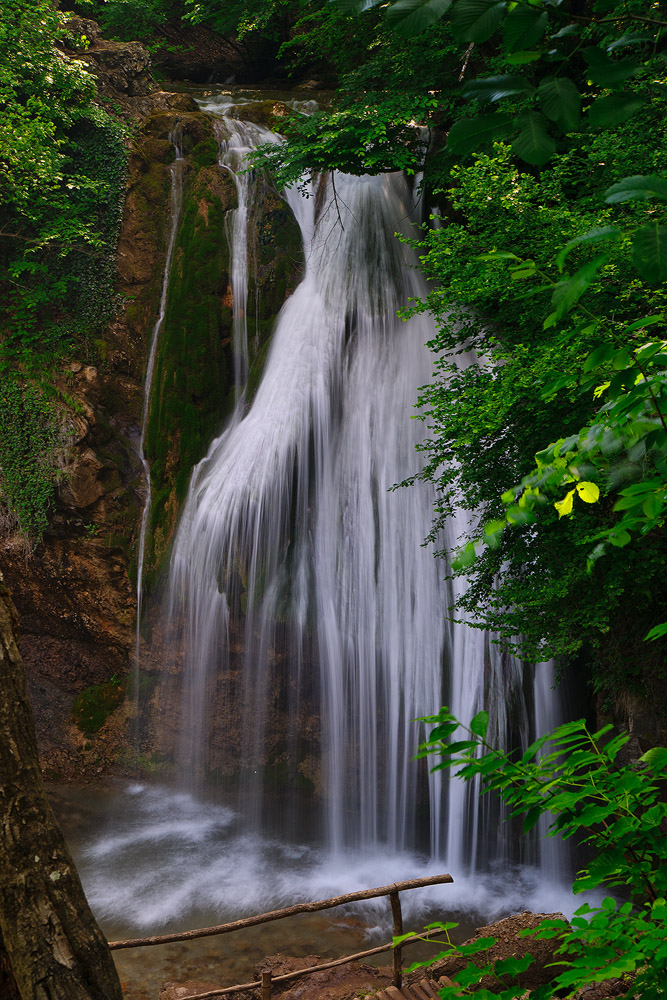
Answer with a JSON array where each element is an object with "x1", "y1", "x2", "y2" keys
[{"x1": 0, "y1": 22, "x2": 304, "y2": 781}]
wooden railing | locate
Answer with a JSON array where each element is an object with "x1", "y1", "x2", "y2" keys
[{"x1": 108, "y1": 873, "x2": 454, "y2": 999}]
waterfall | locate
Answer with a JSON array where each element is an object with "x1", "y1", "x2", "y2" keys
[
  {"x1": 135, "y1": 135, "x2": 185, "y2": 672},
  {"x1": 155, "y1": 102, "x2": 566, "y2": 876},
  {"x1": 75, "y1": 102, "x2": 576, "y2": 940}
]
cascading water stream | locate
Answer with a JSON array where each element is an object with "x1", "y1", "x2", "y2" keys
[
  {"x1": 198, "y1": 98, "x2": 282, "y2": 402},
  {"x1": 134, "y1": 135, "x2": 185, "y2": 673}
]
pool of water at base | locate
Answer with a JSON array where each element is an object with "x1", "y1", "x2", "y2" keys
[{"x1": 48, "y1": 781, "x2": 577, "y2": 1000}]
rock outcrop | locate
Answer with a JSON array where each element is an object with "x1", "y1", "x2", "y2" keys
[
  {"x1": 62, "y1": 17, "x2": 154, "y2": 97},
  {"x1": 150, "y1": 22, "x2": 248, "y2": 84}
]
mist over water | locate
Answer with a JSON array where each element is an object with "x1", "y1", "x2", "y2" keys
[{"x1": 68, "y1": 783, "x2": 576, "y2": 938}]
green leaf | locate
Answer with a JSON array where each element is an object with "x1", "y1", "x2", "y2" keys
[
  {"x1": 550, "y1": 23, "x2": 578, "y2": 40},
  {"x1": 470, "y1": 709, "x2": 490, "y2": 737},
  {"x1": 607, "y1": 32, "x2": 652, "y2": 53},
  {"x1": 642, "y1": 493, "x2": 663, "y2": 518},
  {"x1": 633, "y1": 224, "x2": 667, "y2": 283},
  {"x1": 484, "y1": 518, "x2": 507, "y2": 547},
  {"x1": 511, "y1": 111, "x2": 556, "y2": 165},
  {"x1": 538, "y1": 76, "x2": 581, "y2": 130},
  {"x1": 555, "y1": 489, "x2": 574, "y2": 517},
  {"x1": 502, "y1": 3, "x2": 548, "y2": 52},
  {"x1": 455, "y1": 961, "x2": 493, "y2": 986},
  {"x1": 385, "y1": 0, "x2": 453, "y2": 37},
  {"x1": 446, "y1": 112, "x2": 514, "y2": 155},
  {"x1": 551, "y1": 255, "x2": 606, "y2": 318},
  {"x1": 452, "y1": 540, "x2": 478, "y2": 569},
  {"x1": 583, "y1": 47, "x2": 639, "y2": 88},
  {"x1": 523, "y1": 804, "x2": 542, "y2": 832},
  {"x1": 463, "y1": 74, "x2": 534, "y2": 102},
  {"x1": 494, "y1": 954, "x2": 535, "y2": 976},
  {"x1": 646, "y1": 622, "x2": 667, "y2": 641},
  {"x1": 506, "y1": 50, "x2": 541, "y2": 64},
  {"x1": 506, "y1": 505, "x2": 534, "y2": 525},
  {"x1": 429, "y1": 721, "x2": 459, "y2": 740},
  {"x1": 627, "y1": 315, "x2": 664, "y2": 331},
  {"x1": 555, "y1": 226, "x2": 621, "y2": 271},
  {"x1": 476, "y1": 251, "x2": 521, "y2": 261},
  {"x1": 639, "y1": 746, "x2": 667, "y2": 769},
  {"x1": 582, "y1": 340, "x2": 618, "y2": 372},
  {"x1": 605, "y1": 174, "x2": 667, "y2": 204},
  {"x1": 520, "y1": 733, "x2": 549, "y2": 762},
  {"x1": 452, "y1": 0, "x2": 507, "y2": 43},
  {"x1": 445, "y1": 739, "x2": 479, "y2": 752},
  {"x1": 589, "y1": 92, "x2": 646, "y2": 127}
]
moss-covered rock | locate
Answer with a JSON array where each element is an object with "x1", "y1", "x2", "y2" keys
[
  {"x1": 134, "y1": 107, "x2": 305, "y2": 590},
  {"x1": 72, "y1": 675, "x2": 128, "y2": 733},
  {"x1": 143, "y1": 141, "x2": 238, "y2": 582},
  {"x1": 190, "y1": 137, "x2": 219, "y2": 169},
  {"x1": 228, "y1": 100, "x2": 292, "y2": 132},
  {"x1": 245, "y1": 181, "x2": 305, "y2": 398}
]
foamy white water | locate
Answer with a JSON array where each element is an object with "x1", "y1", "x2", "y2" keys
[{"x1": 75, "y1": 783, "x2": 577, "y2": 935}]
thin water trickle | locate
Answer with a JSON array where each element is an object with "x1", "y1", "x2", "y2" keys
[
  {"x1": 135, "y1": 136, "x2": 185, "y2": 676},
  {"x1": 201, "y1": 100, "x2": 281, "y2": 401}
]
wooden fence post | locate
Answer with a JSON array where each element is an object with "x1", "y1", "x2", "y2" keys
[
  {"x1": 389, "y1": 890, "x2": 403, "y2": 989},
  {"x1": 261, "y1": 971, "x2": 272, "y2": 1000}
]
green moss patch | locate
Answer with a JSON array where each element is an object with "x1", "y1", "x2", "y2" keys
[
  {"x1": 73, "y1": 675, "x2": 128, "y2": 733},
  {"x1": 245, "y1": 184, "x2": 304, "y2": 399},
  {"x1": 190, "y1": 138, "x2": 219, "y2": 169},
  {"x1": 143, "y1": 161, "x2": 238, "y2": 581}
]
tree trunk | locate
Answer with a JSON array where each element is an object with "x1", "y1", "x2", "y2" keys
[
  {"x1": 0, "y1": 924, "x2": 21, "y2": 1000},
  {"x1": 0, "y1": 572, "x2": 124, "y2": 1000}
]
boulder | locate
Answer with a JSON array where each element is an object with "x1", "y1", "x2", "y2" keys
[{"x1": 149, "y1": 22, "x2": 247, "y2": 83}]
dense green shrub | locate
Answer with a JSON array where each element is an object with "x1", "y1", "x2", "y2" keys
[
  {"x1": 0, "y1": 381, "x2": 59, "y2": 537},
  {"x1": 400, "y1": 126, "x2": 667, "y2": 700},
  {"x1": 406, "y1": 709, "x2": 667, "y2": 999},
  {"x1": 0, "y1": 1, "x2": 128, "y2": 539}
]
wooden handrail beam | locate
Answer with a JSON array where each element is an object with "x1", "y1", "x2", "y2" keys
[{"x1": 107, "y1": 873, "x2": 453, "y2": 950}]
